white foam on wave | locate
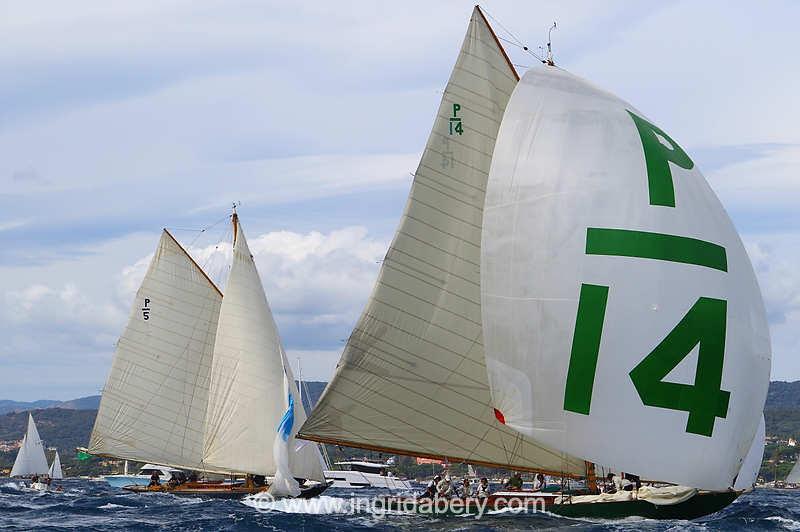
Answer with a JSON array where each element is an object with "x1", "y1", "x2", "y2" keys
[
  {"x1": 1, "y1": 482, "x2": 21, "y2": 491},
  {"x1": 767, "y1": 515, "x2": 800, "y2": 530},
  {"x1": 99, "y1": 503, "x2": 126, "y2": 510}
]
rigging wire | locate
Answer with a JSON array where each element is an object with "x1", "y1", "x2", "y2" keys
[{"x1": 480, "y1": 7, "x2": 547, "y2": 63}]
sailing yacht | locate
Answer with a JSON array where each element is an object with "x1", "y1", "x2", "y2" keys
[
  {"x1": 87, "y1": 211, "x2": 329, "y2": 498},
  {"x1": 48, "y1": 450, "x2": 63, "y2": 480},
  {"x1": 299, "y1": 6, "x2": 770, "y2": 519},
  {"x1": 10, "y1": 413, "x2": 50, "y2": 490}
]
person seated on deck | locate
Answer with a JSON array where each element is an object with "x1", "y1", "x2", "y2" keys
[
  {"x1": 436, "y1": 475, "x2": 453, "y2": 497},
  {"x1": 148, "y1": 470, "x2": 161, "y2": 487},
  {"x1": 504, "y1": 471, "x2": 523, "y2": 491},
  {"x1": 44, "y1": 476, "x2": 52, "y2": 487},
  {"x1": 474, "y1": 477, "x2": 490, "y2": 498},
  {"x1": 604, "y1": 472, "x2": 617, "y2": 493},
  {"x1": 422, "y1": 475, "x2": 440, "y2": 499},
  {"x1": 31, "y1": 474, "x2": 39, "y2": 484},
  {"x1": 533, "y1": 473, "x2": 545, "y2": 491},
  {"x1": 187, "y1": 471, "x2": 199, "y2": 483},
  {"x1": 458, "y1": 478, "x2": 472, "y2": 498}
]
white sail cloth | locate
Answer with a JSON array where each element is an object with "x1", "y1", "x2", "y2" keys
[
  {"x1": 11, "y1": 414, "x2": 49, "y2": 477},
  {"x1": 88, "y1": 231, "x2": 222, "y2": 471},
  {"x1": 785, "y1": 460, "x2": 800, "y2": 485},
  {"x1": 203, "y1": 219, "x2": 324, "y2": 481},
  {"x1": 48, "y1": 451, "x2": 64, "y2": 480},
  {"x1": 299, "y1": 6, "x2": 584, "y2": 476},
  {"x1": 481, "y1": 66, "x2": 771, "y2": 490},
  {"x1": 734, "y1": 415, "x2": 764, "y2": 489}
]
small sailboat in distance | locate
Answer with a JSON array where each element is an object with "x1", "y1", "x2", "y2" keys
[
  {"x1": 11, "y1": 414, "x2": 50, "y2": 478},
  {"x1": 48, "y1": 450, "x2": 64, "y2": 480},
  {"x1": 87, "y1": 208, "x2": 328, "y2": 498},
  {"x1": 300, "y1": 5, "x2": 770, "y2": 519},
  {"x1": 10, "y1": 413, "x2": 51, "y2": 491}
]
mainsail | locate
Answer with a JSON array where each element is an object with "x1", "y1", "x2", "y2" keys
[
  {"x1": 10, "y1": 413, "x2": 49, "y2": 477},
  {"x1": 480, "y1": 66, "x2": 771, "y2": 490},
  {"x1": 202, "y1": 216, "x2": 324, "y2": 481},
  {"x1": 299, "y1": 7, "x2": 585, "y2": 476},
  {"x1": 48, "y1": 450, "x2": 64, "y2": 480},
  {"x1": 88, "y1": 230, "x2": 223, "y2": 471}
]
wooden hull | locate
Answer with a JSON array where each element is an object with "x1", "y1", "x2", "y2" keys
[
  {"x1": 376, "y1": 489, "x2": 739, "y2": 520},
  {"x1": 124, "y1": 481, "x2": 331, "y2": 499}
]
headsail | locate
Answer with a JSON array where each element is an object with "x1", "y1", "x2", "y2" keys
[
  {"x1": 202, "y1": 216, "x2": 324, "y2": 480},
  {"x1": 734, "y1": 415, "x2": 764, "y2": 489},
  {"x1": 88, "y1": 230, "x2": 222, "y2": 471},
  {"x1": 48, "y1": 450, "x2": 64, "y2": 480},
  {"x1": 299, "y1": 7, "x2": 584, "y2": 476},
  {"x1": 480, "y1": 66, "x2": 771, "y2": 489},
  {"x1": 10, "y1": 413, "x2": 49, "y2": 477}
]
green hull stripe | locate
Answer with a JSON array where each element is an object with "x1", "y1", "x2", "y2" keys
[{"x1": 586, "y1": 228, "x2": 727, "y2": 272}]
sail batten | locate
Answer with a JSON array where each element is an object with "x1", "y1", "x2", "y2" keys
[{"x1": 298, "y1": 7, "x2": 585, "y2": 476}]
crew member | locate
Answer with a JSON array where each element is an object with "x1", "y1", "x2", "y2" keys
[{"x1": 505, "y1": 471, "x2": 523, "y2": 490}]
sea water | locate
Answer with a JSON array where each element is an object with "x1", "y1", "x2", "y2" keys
[{"x1": 0, "y1": 479, "x2": 798, "y2": 531}]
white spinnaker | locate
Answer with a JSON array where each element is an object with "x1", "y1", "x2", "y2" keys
[
  {"x1": 481, "y1": 66, "x2": 771, "y2": 490},
  {"x1": 203, "y1": 219, "x2": 324, "y2": 480},
  {"x1": 299, "y1": 7, "x2": 584, "y2": 476},
  {"x1": 48, "y1": 451, "x2": 64, "y2": 480},
  {"x1": 88, "y1": 231, "x2": 222, "y2": 471},
  {"x1": 734, "y1": 416, "x2": 764, "y2": 489},
  {"x1": 10, "y1": 414, "x2": 49, "y2": 477}
]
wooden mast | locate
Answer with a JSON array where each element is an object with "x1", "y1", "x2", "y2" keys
[
  {"x1": 585, "y1": 461, "x2": 598, "y2": 493},
  {"x1": 231, "y1": 203, "x2": 239, "y2": 246}
]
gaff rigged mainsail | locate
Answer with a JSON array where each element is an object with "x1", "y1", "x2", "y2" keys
[{"x1": 298, "y1": 7, "x2": 585, "y2": 476}]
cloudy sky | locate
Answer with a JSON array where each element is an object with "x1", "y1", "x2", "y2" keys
[{"x1": 1, "y1": 0, "x2": 797, "y2": 400}]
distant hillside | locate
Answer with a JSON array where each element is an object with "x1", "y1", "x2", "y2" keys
[
  {"x1": 0, "y1": 395, "x2": 100, "y2": 415},
  {"x1": 766, "y1": 381, "x2": 800, "y2": 409},
  {"x1": 0, "y1": 399, "x2": 60, "y2": 415}
]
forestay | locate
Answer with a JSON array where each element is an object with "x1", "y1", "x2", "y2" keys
[
  {"x1": 88, "y1": 231, "x2": 222, "y2": 471},
  {"x1": 299, "y1": 7, "x2": 584, "y2": 476},
  {"x1": 481, "y1": 66, "x2": 771, "y2": 490},
  {"x1": 734, "y1": 415, "x2": 764, "y2": 489},
  {"x1": 10, "y1": 414, "x2": 49, "y2": 477},
  {"x1": 202, "y1": 219, "x2": 324, "y2": 481}
]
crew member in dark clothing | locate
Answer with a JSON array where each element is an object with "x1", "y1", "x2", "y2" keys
[
  {"x1": 422, "y1": 475, "x2": 441, "y2": 499},
  {"x1": 148, "y1": 470, "x2": 161, "y2": 487},
  {"x1": 505, "y1": 472, "x2": 523, "y2": 490}
]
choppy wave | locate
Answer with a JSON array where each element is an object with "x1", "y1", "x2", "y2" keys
[{"x1": 0, "y1": 479, "x2": 798, "y2": 531}]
